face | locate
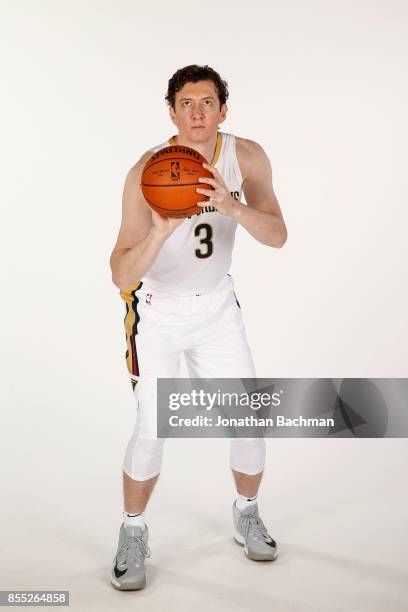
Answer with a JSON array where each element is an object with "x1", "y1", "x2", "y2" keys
[{"x1": 169, "y1": 80, "x2": 227, "y2": 142}]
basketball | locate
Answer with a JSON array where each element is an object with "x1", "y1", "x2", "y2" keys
[{"x1": 141, "y1": 145, "x2": 214, "y2": 218}]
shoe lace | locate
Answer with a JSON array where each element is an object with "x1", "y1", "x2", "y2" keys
[
  {"x1": 118, "y1": 534, "x2": 151, "y2": 566},
  {"x1": 239, "y1": 511, "x2": 270, "y2": 542}
]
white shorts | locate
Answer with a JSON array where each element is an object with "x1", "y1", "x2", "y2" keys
[{"x1": 120, "y1": 274, "x2": 256, "y2": 438}]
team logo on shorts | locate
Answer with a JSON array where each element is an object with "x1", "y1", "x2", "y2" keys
[
  {"x1": 171, "y1": 161, "x2": 180, "y2": 181},
  {"x1": 130, "y1": 375, "x2": 139, "y2": 391},
  {"x1": 146, "y1": 293, "x2": 152, "y2": 304}
]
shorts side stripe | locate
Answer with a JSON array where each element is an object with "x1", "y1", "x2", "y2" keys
[{"x1": 120, "y1": 281, "x2": 143, "y2": 377}]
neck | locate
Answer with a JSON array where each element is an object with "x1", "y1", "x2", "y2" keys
[{"x1": 173, "y1": 132, "x2": 218, "y2": 163}]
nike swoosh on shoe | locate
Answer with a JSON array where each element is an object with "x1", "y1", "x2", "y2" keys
[{"x1": 114, "y1": 560, "x2": 128, "y2": 578}]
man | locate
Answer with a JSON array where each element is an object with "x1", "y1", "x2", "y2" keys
[{"x1": 109, "y1": 64, "x2": 287, "y2": 590}]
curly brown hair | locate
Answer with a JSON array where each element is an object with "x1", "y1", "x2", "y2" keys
[{"x1": 165, "y1": 65, "x2": 229, "y2": 109}]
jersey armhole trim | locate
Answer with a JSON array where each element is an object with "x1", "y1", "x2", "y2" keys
[{"x1": 232, "y1": 135, "x2": 244, "y2": 186}]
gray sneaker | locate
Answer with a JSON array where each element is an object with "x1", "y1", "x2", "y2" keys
[
  {"x1": 233, "y1": 502, "x2": 278, "y2": 561},
  {"x1": 110, "y1": 523, "x2": 150, "y2": 590}
]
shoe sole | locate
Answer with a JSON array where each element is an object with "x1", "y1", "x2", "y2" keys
[
  {"x1": 110, "y1": 559, "x2": 146, "y2": 591},
  {"x1": 110, "y1": 574, "x2": 146, "y2": 591},
  {"x1": 233, "y1": 528, "x2": 278, "y2": 562}
]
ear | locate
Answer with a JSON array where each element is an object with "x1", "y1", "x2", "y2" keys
[
  {"x1": 219, "y1": 103, "x2": 228, "y2": 124},
  {"x1": 169, "y1": 105, "x2": 177, "y2": 125}
]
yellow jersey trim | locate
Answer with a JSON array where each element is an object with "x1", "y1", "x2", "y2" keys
[{"x1": 168, "y1": 132, "x2": 222, "y2": 165}]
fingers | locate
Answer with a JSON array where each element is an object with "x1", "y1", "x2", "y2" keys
[
  {"x1": 198, "y1": 176, "x2": 217, "y2": 187},
  {"x1": 196, "y1": 187, "x2": 214, "y2": 197},
  {"x1": 202, "y1": 162, "x2": 220, "y2": 178},
  {"x1": 151, "y1": 209, "x2": 165, "y2": 225}
]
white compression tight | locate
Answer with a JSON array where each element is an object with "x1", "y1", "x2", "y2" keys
[{"x1": 123, "y1": 435, "x2": 266, "y2": 481}]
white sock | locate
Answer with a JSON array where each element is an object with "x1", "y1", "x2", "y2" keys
[
  {"x1": 236, "y1": 493, "x2": 257, "y2": 511},
  {"x1": 123, "y1": 511, "x2": 145, "y2": 528}
]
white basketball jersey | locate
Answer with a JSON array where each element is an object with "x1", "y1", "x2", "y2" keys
[{"x1": 143, "y1": 132, "x2": 243, "y2": 296}]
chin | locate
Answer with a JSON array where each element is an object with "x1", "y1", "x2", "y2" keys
[
  {"x1": 189, "y1": 128, "x2": 214, "y2": 142},
  {"x1": 189, "y1": 129, "x2": 206, "y2": 139}
]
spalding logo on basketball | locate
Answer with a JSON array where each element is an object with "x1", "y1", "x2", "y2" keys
[{"x1": 141, "y1": 145, "x2": 214, "y2": 218}]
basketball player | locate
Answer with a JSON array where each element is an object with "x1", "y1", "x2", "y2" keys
[{"x1": 109, "y1": 65, "x2": 287, "y2": 590}]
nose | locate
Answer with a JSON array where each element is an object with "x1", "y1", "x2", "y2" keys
[{"x1": 191, "y1": 102, "x2": 204, "y2": 120}]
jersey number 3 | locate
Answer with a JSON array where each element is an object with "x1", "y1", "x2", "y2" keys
[{"x1": 194, "y1": 223, "x2": 213, "y2": 259}]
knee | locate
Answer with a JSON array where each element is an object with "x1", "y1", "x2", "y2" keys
[
  {"x1": 123, "y1": 436, "x2": 166, "y2": 481},
  {"x1": 230, "y1": 438, "x2": 266, "y2": 475}
]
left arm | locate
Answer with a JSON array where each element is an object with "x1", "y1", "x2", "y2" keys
[{"x1": 196, "y1": 138, "x2": 287, "y2": 248}]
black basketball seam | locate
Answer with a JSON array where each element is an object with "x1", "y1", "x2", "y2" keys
[
  {"x1": 142, "y1": 182, "x2": 210, "y2": 187},
  {"x1": 145, "y1": 201, "x2": 209, "y2": 213},
  {"x1": 143, "y1": 157, "x2": 206, "y2": 171}
]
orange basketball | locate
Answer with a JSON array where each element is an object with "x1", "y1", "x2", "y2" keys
[{"x1": 141, "y1": 145, "x2": 214, "y2": 218}]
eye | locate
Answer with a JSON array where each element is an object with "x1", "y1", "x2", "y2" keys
[{"x1": 182, "y1": 100, "x2": 191, "y2": 107}]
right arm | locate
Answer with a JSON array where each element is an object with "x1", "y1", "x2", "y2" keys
[{"x1": 110, "y1": 152, "x2": 184, "y2": 290}]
